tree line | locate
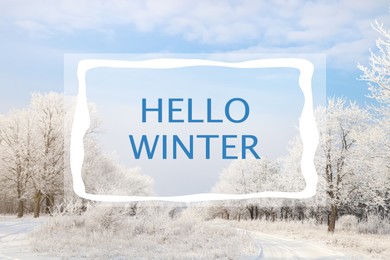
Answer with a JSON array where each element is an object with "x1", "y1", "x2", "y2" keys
[{"x1": 0, "y1": 93, "x2": 153, "y2": 218}]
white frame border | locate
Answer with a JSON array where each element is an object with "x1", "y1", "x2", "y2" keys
[{"x1": 71, "y1": 58, "x2": 319, "y2": 202}]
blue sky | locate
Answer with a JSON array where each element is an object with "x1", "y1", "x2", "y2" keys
[
  {"x1": 0, "y1": 1, "x2": 389, "y2": 195},
  {"x1": 0, "y1": 0, "x2": 390, "y2": 113}
]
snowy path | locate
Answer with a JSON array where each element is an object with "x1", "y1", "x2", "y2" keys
[
  {"x1": 0, "y1": 216, "x2": 55, "y2": 260},
  {"x1": 249, "y1": 232, "x2": 348, "y2": 260}
]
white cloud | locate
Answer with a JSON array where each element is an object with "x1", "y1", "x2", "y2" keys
[
  {"x1": 14, "y1": 20, "x2": 52, "y2": 37},
  {"x1": 0, "y1": 0, "x2": 389, "y2": 67},
  {"x1": 0, "y1": 1, "x2": 385, "y2": 40}
]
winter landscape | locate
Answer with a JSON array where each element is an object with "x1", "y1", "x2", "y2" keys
[{"x1": 1, "y1": 1, "x2": 390, "y2": 259}]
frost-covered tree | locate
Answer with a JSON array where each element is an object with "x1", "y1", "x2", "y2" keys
[
  {"x1": 315, "y1": 98, "x2": 370, "y2": 232},
  {"x1": 29, "y1": 92, "x2": 64, "y2": 217},
  {"x1": 83, "y1": 152, "x2": 153, "y2": 197},
  {"x1": 213, "y1": 158, "x2": 280, "y2": 195},
  {"x1": 212, "y1": 158, "x2": 281, "y2": 220},
  {"x1": 358, "y1": 20, "x2": 390, "y2": 170},
  {"x1": 358, "y1": 20, "x2": 390, "y2": 217},
  {"x1": 0, "y1": 109, "x2": 36, "y2": 217},
  {"x1": 358, "y1": 21, "x2": 390, "y2": 105},
  {"x1": 279, "y1": 137, "x2": 327, "y2": 223},
  {"x1": 281, "y1": 99, "x2": 371, "y2": 230},
  {"x1": 355, "y1": 123, "x2": 390, "y2": 218}
]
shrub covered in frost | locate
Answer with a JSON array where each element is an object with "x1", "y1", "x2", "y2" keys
[
  {"x1": 338, "y1": 215, "x2": 359, "y2": 232},
  {"x1": 357, "y1": 214, "x2": 390, "y2": 235},
  {"x1": 30, "y1": 202, "x2": 258, "y2": 259}
]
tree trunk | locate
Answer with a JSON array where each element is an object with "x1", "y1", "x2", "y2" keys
[
  {"x1": 328, "y1": 204, "x2": 338, "y2": 233},
  {"x1": 17, "y1": 199, "x2": 24, "y2": 218},
  {"x1": 33, "y1": 191, "x2": 42, "y2": 218},
  {"x1": 44, "y1": 194, "x2": 54, "y2": 215},
  {"x1": 248, "y1": 206, "x2": 254, "y2": 220}
]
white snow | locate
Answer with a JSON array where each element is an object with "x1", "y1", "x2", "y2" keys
[
  {"x1": 232, "y1": 219, "x2": 390, "y2": 259},
  {"x1": 1, "y1": 214, "x2": 388, "y2": 259},
  {"x1": 249, "y1": 231, "x2": 346, "y2": 259},
  {"x1": 0, "y1": 215, "x2": 55, "y2": 260}
]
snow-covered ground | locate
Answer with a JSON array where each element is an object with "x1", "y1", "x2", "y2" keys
[
  {"x1": 233, "y1": 219, "x2": 390, "y2": 259},
  {"x1": 248, "y1": 231, "x2": 346, "y2": 259},
  {"x1": 0, "y1": 215, "x2": 343, "y2": 260},
  {"x1": 1, "y1": 215, "x2": 386, "y2": 259},
  {"x1": 0, "y1": 215, "x2": 55, "y2": 260}
]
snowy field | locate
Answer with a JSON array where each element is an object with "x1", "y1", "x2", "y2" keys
[{"x1": 3, "y1": 213, "x2": 389, "y2": 259}]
